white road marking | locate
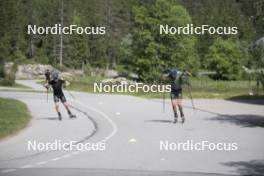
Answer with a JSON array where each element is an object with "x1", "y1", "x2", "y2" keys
[
  {"x1": 69, "y1": 98, "x2": 118, "y2": 143},
  {"x1": 72, "y1": 151, "x2": 79, "y2": 155},
  {"x1": 80, "y1": 149, "x2": 86, "y2": 152},
  {"x1": 161, "y1": 158, "x2": 165, "y2": 161},
  {"x1": 0, "y1": 85, "x2": 118, "y2": 172},
  {"x1": 20, "y1": 164, "x2": 33, "y2": 169},
  {"x1": 36, "y1": 161, "x2": 48, "y2": 165},
  {"x1": 115, "y1": 112, "x2": 121, "y2": 115},
  {"x1": 1, "y1": 169, "x2": 16, "y2": 173},
  {"x1": 129, "y1": 138, "x2": 137, "y2": 143},
  {"x1": 29, "y1": 96, "x2": 114, "y2": 168},
  {"x1": 62, "y1": 154, "x2": 71, "y2": 158},
  {"x1": 51, "y1": 157, "x2": 61, "y2": 161}
]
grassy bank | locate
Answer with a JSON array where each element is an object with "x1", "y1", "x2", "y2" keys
[
  {"x1": 0, "y1": 80, "x2": 30, "y2": 89},
  {"x1": 0, "y1": 98, "x2": 31, "y2": 139},
  {"x1": 67, "y1": 76, "x2": 264, "y2": 99},
  {"x1": 0, "y1": 83, "x2": 30, "y2": 89}
]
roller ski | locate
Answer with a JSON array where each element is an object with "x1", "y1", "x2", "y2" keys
[
  {"x1": 69, "y1": 113, "x2": 76, "y2": 119},
  {"x1": 173, "y1": 117, "x2": 178, "y2": 124},
  {"x1": 181, "y1": 116, "x2": 185, "y2": 124}
]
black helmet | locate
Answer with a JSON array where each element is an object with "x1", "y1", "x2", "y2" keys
[
  {"x1": 170, "y1": 67, "x2": 178, "y2": 77},
  {"x1": 51, "y1": 71, "x2": 59, "y2": 80}
]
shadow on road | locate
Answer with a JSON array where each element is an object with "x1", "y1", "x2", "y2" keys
[
  {"x1": 226, "y1": 95, "x2": 264, "y2": 105},
  {"x1": 36, "y1": 117, "x2": 72, "y2": 120},
  {"x1": 223, "y1": 160, "x2": 264, "y2": 176},
  {"x1": 208, "y1": 114, "x2": 264, "y2": 128},
  {"x1": 3, "y1": 168, "x2": 230, "y2": 176},
  {"x1": 145, "y1": 119, "x2": 174, "y2": 123}
]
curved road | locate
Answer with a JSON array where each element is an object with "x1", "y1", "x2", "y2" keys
[{"x1": 0, "y1": 80, "x2": 264, "y2": 176}]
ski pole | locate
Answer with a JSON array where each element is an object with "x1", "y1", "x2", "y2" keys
[
  {"x1": 44, "y1": 84, "x2": 49, "y2": 103},
  {"x1": 64, "y1": 80, "x2": 76, "y2": 100},
  {"x1": 163, "y1": 89, "x2": 165, "y2": 113},
  {"x1": 161, "y1": 74, "x2": 166, "y2": 113},
  {"x1": 46, "y1": 87, "x2": 49, "y2": 103},
  {"x1": 187, "y1": 82, "x2": 195, "y2": 112},
  {"x1": 67, "y1": 89, "x2": 76, "y2": 100}
]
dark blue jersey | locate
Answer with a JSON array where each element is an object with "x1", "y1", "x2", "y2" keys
[{"x1": 48, "y1": 79, "x2": 65, "y2": 96}]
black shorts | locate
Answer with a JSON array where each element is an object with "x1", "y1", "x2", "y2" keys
[
  {"x1": 170, "y1": 89, "x2": 182, "y2": 99},
  {"x1": 53, "y1": 94, "x2": 66, "y2": 103}
]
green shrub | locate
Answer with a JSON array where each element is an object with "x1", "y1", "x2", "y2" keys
[
  {"x1": 131, "y1": 0, "x2": 199, "y2": 82},
  {"x1": 253, "y1": 44, "x2": 264, "y2": 90},
  {"x1": 0, "y1": 63, "x2": 17, "y2": 86},
  {"x1": 83, "y1": 64, "x2": 93, "y2": 76},
  {"x1": 0, "y1": 61, "x2": 4, "y2": 78},
  {"x1": 205, "y1": 38, "x2": 244, "y2": 80}
]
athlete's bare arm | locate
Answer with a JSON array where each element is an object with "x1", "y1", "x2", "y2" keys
[{"x1": 61, "y1": 77, "x2": 70, "y2": 87}]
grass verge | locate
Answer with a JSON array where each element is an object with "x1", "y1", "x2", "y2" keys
[
  {"x1": 0, "y1": 97, "x2": 31, "y2": 139},
  {"x1": 66, "y1": 76, "x2": 264, "y2": 99},
  {"x1": 0, "y1": 82, "x2": 31, "y2": 89}
]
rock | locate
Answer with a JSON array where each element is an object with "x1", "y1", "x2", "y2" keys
[
  {"x1": 255, "y1": 36, "x2": 264, "y2": 48},
  {"x1": 12, "y1": 63, "x2": 86, "y2": 80},
  {"x1": 104, "y1": 69, "x2": 119, "y2": 78},
  {"x1": 15, "y1": 64, "x2": 53, "y2": 79},
  {"x1": 60, "y1": 69, "x2": 83, "y2": 79},
  {"x1": 73, "y1": 70, "x2": 84, "y2": 76},
  {"x1": 61, "y1": 72, "x2": 73, "y2": 79},
  {"x1": 129, "y1": 73, "x2": 139, "y2": 80},
  {"x1": 101, "y1": 77, "x2": 137, "y2": 85},
  {"x1": 4, "y1": 62, "x2": 14, "y2": 75}
]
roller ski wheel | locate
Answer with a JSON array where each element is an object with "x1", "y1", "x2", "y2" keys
[
  {"x1": 58, "y1": 114, "x2": 62, "y2": 121},
  {"x1": 181, "y1": 117, "x2": 185, "y2": 124},
  {"x1": 173, "y1": 118, "x2": 178, "y2": 124},
  {"x1": 69, "y1": 114, "x2": 76, "y2": 119}
]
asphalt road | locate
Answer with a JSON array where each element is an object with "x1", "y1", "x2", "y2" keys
[{"x1": 0, "y1": 80, "x2": 264, "y2": 176}]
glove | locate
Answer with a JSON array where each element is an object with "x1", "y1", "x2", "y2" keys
[{"x1": 44, "y1": 84, "x2": 49, "y2": 90}]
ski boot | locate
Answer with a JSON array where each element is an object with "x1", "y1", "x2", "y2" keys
[
  {"x1": 58, "y1": 112, "x2": 62, "y2": 121},
  {"x1": 69, "y1": 113, "x2": 76, "y2": 119},
  {"x1": 173, "y1": 112, "x2": 178, "y2": 124},
  {"x1": 181, "y1": 117, "x2": 185, "y2": 124}
]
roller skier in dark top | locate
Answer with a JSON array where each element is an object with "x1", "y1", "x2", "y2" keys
[
  {"x1": 45, "y1": 71, "x2": 76, "y2": 120},
  {"x1": 163, "y1": 67, "x2": 191, "y2": 124}
]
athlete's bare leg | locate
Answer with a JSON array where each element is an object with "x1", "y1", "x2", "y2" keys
[
  {"x1": 171, "y1": 98, "x2": 178, "y2": 123},
  {"x1": 177, "y1": 98, "x2": 185, "y2": 123},
  {"x1": 62, "y1": 102, "x2": 76, "y2": 118},
  {"x1": 55, "y1": 102, "x2": 62, "y2": 120},
  {"x1": 62, "y1": 102, "x2": 71, "y2": 112}
]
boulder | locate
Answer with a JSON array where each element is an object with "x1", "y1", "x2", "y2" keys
[
  {"x1": 104, "y1": 69, "x2": 119, "y2": 78},
  {"x1": 4, "y1": 62, "x2": 14, "y2": 75},
  {"x1": 129, "y1": 72, "x2": 139, "y2": 80},
  {"x1": 101, "y1": 77, "x2": 137, "y2": 85},
  {"x1": 15, "y1": 64, "x2": 53, "y2": 79},
  {"x1": 61, "y1": 72, "x2": 73, "y2": 79}
]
